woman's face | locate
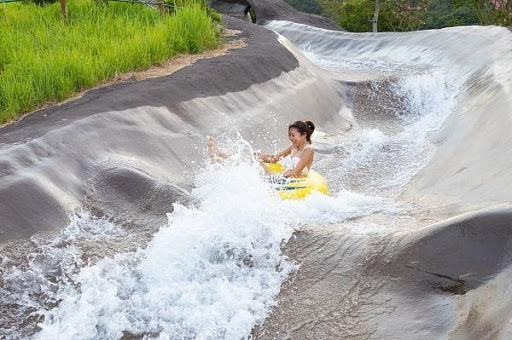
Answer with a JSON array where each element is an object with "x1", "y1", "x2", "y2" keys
[{"x1": 288, "y1": 128, "x2": 306, "y2": 146}]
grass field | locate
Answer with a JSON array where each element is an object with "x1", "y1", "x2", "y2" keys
[{"x1": 0, "y1": 0, "x2": 221, "y2": 123}]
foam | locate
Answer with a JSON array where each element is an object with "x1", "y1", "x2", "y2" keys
[{"x1": 32, "y1": 154, "x2": 390, "y2": 339}]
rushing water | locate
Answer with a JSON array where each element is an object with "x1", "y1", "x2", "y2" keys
[
  {"x1": 323, "y1": 69, "x2": 459, "y2": 196},
  {"x1": 2, "y1": 159, "x2": 391, "y2": 339},
  {"x1": 1, "y1": 22, "x2": 473, "y2": 339}
]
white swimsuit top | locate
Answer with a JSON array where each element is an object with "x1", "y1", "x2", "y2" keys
[{"x1": 280, "y1": 146, "x2": 312, "y2": 175}]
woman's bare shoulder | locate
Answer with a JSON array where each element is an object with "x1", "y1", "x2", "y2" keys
[{"x1": 303, "y1": 146, "x2": 314, "y2": 154}]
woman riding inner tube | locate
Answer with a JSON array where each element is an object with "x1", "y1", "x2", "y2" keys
[{"x1": 207, "y1": 120, "x2": 316, "y2": 178}]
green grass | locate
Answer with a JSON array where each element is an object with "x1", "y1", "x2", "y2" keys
[{"x1": 0, "y1": 0, "x2": 222, "y2": 123}]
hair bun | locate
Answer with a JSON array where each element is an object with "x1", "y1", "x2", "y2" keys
[{"x1": 305, "y1": 120, "x2": 315, "y2": 133}]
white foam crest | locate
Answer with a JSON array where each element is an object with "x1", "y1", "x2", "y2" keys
[
  {"x1": 339, "y1": 128, "x2": 390, "y2": 171},
  {"x1": 0, "y1": 212, "x2": 123, "y2": 339},
  {"x1": 391, "y1": 70, "x2": 458, "y2": 124},
  {"x1": 379, "y1": 70, "x2": 460, "y2": 190},
  {"x1": 323, "y1": 65, "x2": 461, "y2": 197},
  {"x1": 302, "y1": 47, "x2": 436, "y2": 74},
  {"x1": 267, "y1": 21, "x2": 446, "y2": 74},
  {"x1": 34, "y1": 152, "x2": 392, "y2": 339}
]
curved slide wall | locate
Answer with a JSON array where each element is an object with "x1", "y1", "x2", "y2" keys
[
  {"x1": 256, "y1": 21, "x2": 512, "y2": 338},
  {"x1": 269, "y1": 20, "x2": 512, "y2": 208},
  {"x1": 1, "y1": 2, "x2": 512, "y2": 338},
  {"x1": 0, "y1": 18, "x2": 352, "y2": 243}
]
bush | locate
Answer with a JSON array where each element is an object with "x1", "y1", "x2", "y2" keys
[
  {"x1": 165, "y1": 0, "x2": 223, "y2": 22},
  {"x1": 338, "y1": 0, "x2": 375, "y2": 32},
  {"x1": 167, "y1": 3, "x2": 220, "y2": 53},
  {"x1": 421, "y1": 0, "x2": 478, "y2": 29},
  {"x1": 319, "y1": 0, "x2": 483, "y2": 32}
]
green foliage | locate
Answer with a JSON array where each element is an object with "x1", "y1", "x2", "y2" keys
[
  {"x1": 249, "y1": 6, "x2": 256, "y2": 23},
  {"x1": 421, "y1": 0, "x2": 478, "y2": 29},
  {"x1": 167, "y1": 2, "x2": 220, "y2": 53},
  {"x1": 0, "y1": 0, "x2": 221, "y2": 123},
  {"x1": 318, "y1": 0, "x2": 344, "y2": 24},
  {"x1": 165, "y1": 0, "x2": 223, "y2": 22},
  {"x1": 470, "y1": 0, "x2": 512, "y2": 26},
  {"x1": 318, "y1": 0, "x2": 497, "y2": 32},
  {"x1": 320, "y1": 0, "x2": 424, "y2": 32},
  {"x1": 384, "y1": 0, "x2": 430, "y2": 32},
  {"x1": 284, "y1": 0, "x2": 323, "y2": 15},
  {"x1": 336, "y1": 0, "x2": 374, "y2": 32},
  {"x1": 28, "y1": 0, "x2": 59, "y2": 6}
]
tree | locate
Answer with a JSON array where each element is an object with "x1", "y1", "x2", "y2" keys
[
  {"x1": 335, "y1": 0, "x2": 378, "y2": 32},
  {"x1": 386, "y1": 0, "x2": 429, "y2": 31},
  {"x1": 421, "y1": 0, "x2": 478, "y2": 29},
  {"x1": 371, "y1": 0, "x2": 381, "y2": 32},
  {"x1": 318, "y1": 0, "x2": 491, "y2": 32},
  {"x1": 318, "y1": 0, "x2": 428, "y2": 32}
]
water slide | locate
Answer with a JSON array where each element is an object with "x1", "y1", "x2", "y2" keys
[{"x1": 1, "y1": 0, "x2": 511, "y2": 338}]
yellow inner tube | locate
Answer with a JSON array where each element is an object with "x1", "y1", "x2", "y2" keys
[{"x1": 264, "y1": 163, "x2": 328, "y2": 200}]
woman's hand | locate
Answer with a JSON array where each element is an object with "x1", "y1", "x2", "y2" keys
[
  {"x1": 206, "y1": 136, "x2": 219, "y2": 160},
  {"x1": 206, "y1": 136, "x2": 216, "y2": 150},
  {"x1": 206, "y1": 137, "x2": 230, "y2": 160},
  {"x1": 283, "y1": 169, "x2": 293, "y2": 177}
]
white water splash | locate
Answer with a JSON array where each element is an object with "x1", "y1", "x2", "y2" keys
[
  {"x1": 4, "y1": 20, "x2": 487, "y2": 340},
  {"x1": 31, "y1": 156, "x2": 391, "y2": 340},
  {"x1": 0, "y1": 213, "x2": 123, "y2": 339}
]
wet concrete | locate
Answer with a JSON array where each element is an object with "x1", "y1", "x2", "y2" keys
[
  {"x1": 1, "y1": 17, "x2": 346, "y2": 243},
  {"x1": 1, "y1": 1, "x2": 512, "y2": 338}
]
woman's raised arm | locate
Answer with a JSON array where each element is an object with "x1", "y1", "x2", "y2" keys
[
  {"x1": 253, "y1": 146, "x2": 291, "y2": 163},
  {"x1": 207, "y1": 137, "x2": 232, "y2": 160}
]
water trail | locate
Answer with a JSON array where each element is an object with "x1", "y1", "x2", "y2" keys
[
  {"x1": 279, "y1": 23, "x2": 463, "y2": 198},
  {"x1": 324, "y1": 69, "x2": 459, "y2": 196},
  {"x1": 2, "y1": 22, "x2": 484, "y2": 339},
  {"x1": 0, "y1": 145, "x2": 393, "y2": 339},
  {"x1": 0, "y1": 213, "x2": 124, "y2": 338}
]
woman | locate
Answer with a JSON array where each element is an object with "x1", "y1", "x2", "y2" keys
[{"x1": 207, "y1": 121, "x2": 315, "y2": 178}]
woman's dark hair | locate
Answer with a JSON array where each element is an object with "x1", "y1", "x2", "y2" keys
[{"x1": 288, "y1": 120, "x2": 315, "y2": 144}]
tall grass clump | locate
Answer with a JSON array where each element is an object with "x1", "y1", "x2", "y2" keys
[
  {"x1": 0, "y1": 0, "x2": 221, "y2": 123},
  {"x1": 166, "y1": 0, "x2": 223, "y2": 23},
  {"x1": 168, "y1": 3, "x2": 220, "y2": 53}
]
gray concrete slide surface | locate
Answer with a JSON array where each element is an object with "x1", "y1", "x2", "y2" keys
[{"x1": 1, "y1": 0, "x2": 512, "y2": 338}]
